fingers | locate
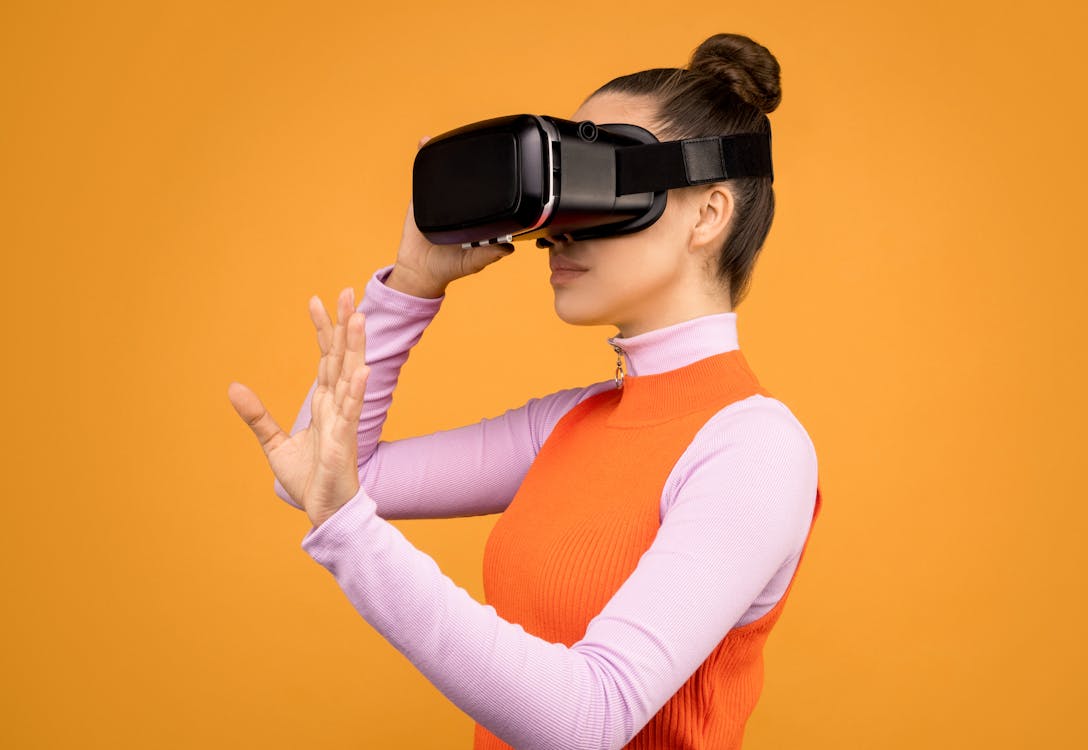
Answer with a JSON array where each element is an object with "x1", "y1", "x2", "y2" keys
[
  {"x1": 335, "y1": 362, "x2": 370, "y2": 446},
  {"x1": 227, "y1": 382, "x2": 287, "y2": 456},
  {"x1": 418, "y1": 135, "x2": 431, "y2": 149},
  {"x1": 309, "y1": 287, "x2": 359, "y2": 436},
  {"x1": 330, "y1": 288, "x2": 353, "y2": 386},
  {"x1": 316, "y1": 288, "x2": 353, "y2": 394},
  {"x1": 336, "y1": 310, "x2": 367, "y2": 410},
  {"x1": 465, "y1": 243, "x2": 515, "y2": 272},
  {"x1": 310, "y1": 296, "x2": 332, "y2": 395},
  {"x1": 309, "y1": 295, "x2": 332, "y2": 357}
]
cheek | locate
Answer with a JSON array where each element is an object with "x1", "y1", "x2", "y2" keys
[
  {"x1": 625, "y1": 210, "x2": 686, "y2": 268},
  {"x1": 593, "y1": 242, "x2": 669, "y2": 293},
  {"x1": 652, "y1": 196, "x2": 690, "y2": 240},
  {"x1": 579, "y1": 201, "x2": 687, "y2": 291}
]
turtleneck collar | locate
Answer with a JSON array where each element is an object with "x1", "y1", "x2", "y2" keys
[
  {"x1": 606, "y1": 311, "x2": 740, "y2": 377},
  {"x1": 600, "y1": 312, "x2": 763, "y2": 427}
]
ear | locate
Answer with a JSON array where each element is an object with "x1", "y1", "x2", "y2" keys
[{"x1": 690, "y1": 184, "x2": 735, "y2": 249}]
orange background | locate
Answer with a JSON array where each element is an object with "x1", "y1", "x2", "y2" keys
[{"x1": 4, "y1": 1, "x2": 1086, "y2": 747}]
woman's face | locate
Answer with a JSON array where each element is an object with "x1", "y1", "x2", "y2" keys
[{"x1": 541, "y1": 92, "x2": 734, "y2": 337}]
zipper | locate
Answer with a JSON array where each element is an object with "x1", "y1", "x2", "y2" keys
[{"x1": 609, "y1": 339, "x2": 626, "y2": 389}]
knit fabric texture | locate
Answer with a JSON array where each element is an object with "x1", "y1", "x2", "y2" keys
[{"x1": 474, "y1": 349, "x2": 823, "y2": 750}]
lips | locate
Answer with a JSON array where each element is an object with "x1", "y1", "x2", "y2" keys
[{"x1": 549, "y1": 254, "x2": 588, "y2": 272}]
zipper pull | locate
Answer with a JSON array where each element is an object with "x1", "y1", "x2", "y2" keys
[{"x1": 611, "y1": 343, "x2": 625, "y2": 389}]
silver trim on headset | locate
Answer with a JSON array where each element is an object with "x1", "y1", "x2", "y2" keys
[{"x1": 525, "y1": 115, "x2": 559, "y2": 235}]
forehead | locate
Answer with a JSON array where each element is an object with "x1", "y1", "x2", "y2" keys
[{"x1": 571, "y1": 92, "x2": 660, "y2": 135}]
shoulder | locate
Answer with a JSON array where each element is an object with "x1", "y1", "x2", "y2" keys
[
  {"x1": 699, "y1": 393, "x2": 818, "y2": 459},
  {"x1": 666, "y1": 393, "x2": 820, "y2": 466},
  {"x1": 661, "y1": 394, "x2": 819, "y2": 545}
]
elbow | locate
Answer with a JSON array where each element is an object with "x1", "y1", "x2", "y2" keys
[{"x1": 568, "y1": 649, "x2": 639, "y2": 750}]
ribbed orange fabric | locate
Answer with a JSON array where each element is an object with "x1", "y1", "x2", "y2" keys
[{"x1": 474, "y1": 349, "x2": 822, "y2": 749}]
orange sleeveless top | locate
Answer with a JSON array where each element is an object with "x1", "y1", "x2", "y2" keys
[{"x1": 475, "y1": 349, "x2": 822, "y2": 749}]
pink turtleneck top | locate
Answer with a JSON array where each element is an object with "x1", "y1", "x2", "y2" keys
[{"x1": 273, "y1": 263, "x2": 819, "y2": 749}]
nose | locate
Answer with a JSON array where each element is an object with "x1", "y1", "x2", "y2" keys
[{"x1": 536, "y1": 233, "x2": 573, "y2": 249}]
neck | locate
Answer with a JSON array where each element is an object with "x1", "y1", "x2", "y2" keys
[{"x1": 613, "y1": 298, "x2": 734, "y2": 339}]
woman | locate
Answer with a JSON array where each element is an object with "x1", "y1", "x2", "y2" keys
[{"x1": 229, "y1": 32, "x2": 822, "y2": 750}]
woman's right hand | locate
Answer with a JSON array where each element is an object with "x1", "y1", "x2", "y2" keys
[{"x1": 388, "y1": 135, "x2": 516, "y2": 298}]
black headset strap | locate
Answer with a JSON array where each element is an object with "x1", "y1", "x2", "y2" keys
[{"x1": 614, "y1": 132, "x2": 773, "y2": 195}]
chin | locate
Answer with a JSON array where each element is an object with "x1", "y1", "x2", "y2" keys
[{"x1": 552, "y1": 294, "x2": 611, "y2": 327}]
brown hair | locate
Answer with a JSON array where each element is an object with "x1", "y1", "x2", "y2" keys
[{"x1": 589, "y1": 33, "x2": 782, "y2": 308}]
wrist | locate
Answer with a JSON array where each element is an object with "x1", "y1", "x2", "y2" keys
[
  {"x1": 307, "y1": 480, "x2": 362, "y2": 529},
  {"x1": 385, "y1": 264, "x2": 447, "y2": 299},
  {"x1": 308, "y1": 504, "x2": 339, "y2": 530}
]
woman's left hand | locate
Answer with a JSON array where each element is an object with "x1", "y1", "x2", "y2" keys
[{"x1": 228, "y1": 287, "x2": 371, "y2": 529}]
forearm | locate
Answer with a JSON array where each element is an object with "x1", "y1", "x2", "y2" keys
[
  {"x1": 301, "y1": 488, "x2": 629, "y2": 750},
  {"x1": 358, "y1": 380, "x2": 615, "y2": 520}
]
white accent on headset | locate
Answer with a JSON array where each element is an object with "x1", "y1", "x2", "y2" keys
[{"x1": 462, "y1": 234, "x2": 514, "y2": 249}]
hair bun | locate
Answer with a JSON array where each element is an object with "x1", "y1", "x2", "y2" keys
[{"x1": 689, "y1": 33, "x2": 782, "y2": 114}]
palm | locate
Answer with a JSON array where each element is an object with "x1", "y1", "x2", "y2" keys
[
  {"x1": 267, "y1": 424, "x2": 314, "y2": 506},
  {"x1": 301, "y1": 379, "x2": 363, "y2": 521}
]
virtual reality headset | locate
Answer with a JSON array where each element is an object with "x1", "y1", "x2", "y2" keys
[{"x1": 412, "y1": 113, "x2": 773, "y2": 248}]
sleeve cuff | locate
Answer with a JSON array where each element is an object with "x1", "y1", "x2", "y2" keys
[
  {"x1": 362, "y1": 263, "x2": 445, "y2": 316},
  {"x1": 300, "y1": 485, "x2": 375, "y2": 564}
]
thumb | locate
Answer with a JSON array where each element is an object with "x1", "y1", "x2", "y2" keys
[{"x1": 228, "y1": 382, "x2": 288, "y2": 456}]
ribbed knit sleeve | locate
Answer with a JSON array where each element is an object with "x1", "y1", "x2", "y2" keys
[
  {"x1": 272, "y1": 264, "x2": 610, "y2": 520},
  {"x1": 299, "y1": 399, "x2": 818, "y2": 749}
]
